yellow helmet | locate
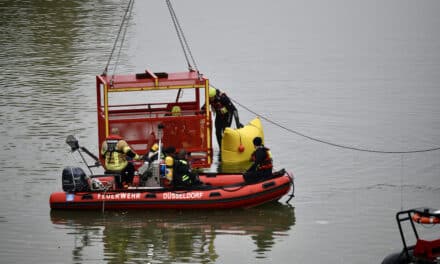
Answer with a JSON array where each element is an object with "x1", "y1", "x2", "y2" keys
[
  {"x1": 208, "y1": 86, "x2": 217, "y2": 99},
  {"x1": 151, "y1": 143, "x2": 159, "y2": 152},
  {"x1": 165, "y1": 156, "x2": 174, "y2": 167},
  {"x1": 171, "y1": 105, "x2": 181, "y2": 116}
]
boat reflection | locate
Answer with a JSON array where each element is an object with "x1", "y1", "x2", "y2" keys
[{"x1": 50, "y1": 202, "x2": 295, "y2": 263}]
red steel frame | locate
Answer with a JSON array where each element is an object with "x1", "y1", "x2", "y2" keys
[{"x1": 96, "y1": 69, "x2": 213, "y2": 168}]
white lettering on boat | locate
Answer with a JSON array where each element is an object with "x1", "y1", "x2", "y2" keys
[
  {"x1": 97, "y1": 192, "x2": 141, "y2": 200},
  {"x1": 163, "y1": 192, "x2": 203, "y2": 200}
]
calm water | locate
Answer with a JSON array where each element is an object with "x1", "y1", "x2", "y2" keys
[{"x1": 1, "y1": 0, "x2": 440, "y2": 263}]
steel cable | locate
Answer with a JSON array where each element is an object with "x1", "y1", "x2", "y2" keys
[
  {"x1": 166, "y1": 0, "x2": 198, "y2": 71},
  {"x1": 111, "y1": 0, "x2": 134, "y2": 80},
  {"x1": 230, "y1": 98, "x2": 440, "y2": 154},
  {"x1": 102, "y1": 0, "x2": 135, "y2": 76}
]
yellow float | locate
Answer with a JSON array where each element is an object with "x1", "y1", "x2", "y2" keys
[{"x1": 221, "y1": 117, "x2": 264, "y2": 164}]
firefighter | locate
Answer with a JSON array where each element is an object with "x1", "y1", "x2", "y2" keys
[
  {"x1": 101, "y1": 127, "x2": 142, "y2": 188},
  {"x1": 243, "y1": 137, "x2": 273, "y2": 184},
  {"x1": 208, "y1": 87, "x2": 243, "y2": 149},
  {"x1": 163, "y1": 148, "x2": 200, "y2": 188},
  {"x1": 172, "y1": 149, "x2": 200, "y2": 188}
]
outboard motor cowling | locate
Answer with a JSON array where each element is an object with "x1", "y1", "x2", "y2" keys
[{"x1": 62, "y1": 166, "x2": 89, "y2": 192}]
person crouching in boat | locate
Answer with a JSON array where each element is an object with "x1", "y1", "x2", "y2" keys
[
  {"x1": 173, "y1": 149, "x2": 201, "y2": 188},
  {"x1": 163, "y1": 147, "x2": 199, "y2": 188},
  {"x1": 207, "y1": 86, "x2": 243, "y2": 149},
  {"x1": 101, "y1": 127, "x2": 142, "y2": 188},
  {"x1": 243, "y1": 137, "x2": 273, "y2": 184}
]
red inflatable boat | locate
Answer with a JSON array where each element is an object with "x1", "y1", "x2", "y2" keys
[{"x1": 49, "y1": 171, "x2": 293, "y2": 210}]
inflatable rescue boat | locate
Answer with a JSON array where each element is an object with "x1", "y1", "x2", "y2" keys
[
  {"x1": 50, "y1": 128, "x2": 294, "y2": 211},
  {"x1": 381, "y1": 207, "x2": 440, "y2": 264},
  {"x1": 49, "y1": 167, "x2": 294, "y2": 210}
]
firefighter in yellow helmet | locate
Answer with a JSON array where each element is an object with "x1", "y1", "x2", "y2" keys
[
  {"x1": 162, "y1": 147, "x2": 200, "y2": 188},
  {"x1": 208, "y1": 86, "x2": 243, "y2": 149},
  {"x1": 173, "y1": 149, "x2": 201, "y2": 187},
  {"x1": 101, "y1": 127, "x2": 142, "y2": 188},
  {"x1": 171, "y1": 105, "x2": 181, "y2": 116}
]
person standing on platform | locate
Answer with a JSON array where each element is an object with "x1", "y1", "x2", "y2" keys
[{"x1": 207, "y1": 86, "x2": 243, "y2": 149}]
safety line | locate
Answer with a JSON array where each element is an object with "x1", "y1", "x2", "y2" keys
[{"x1": 230, "y1": 98, "x2": 440, "y2": 154}]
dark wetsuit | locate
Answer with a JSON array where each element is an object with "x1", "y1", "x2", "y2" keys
[
  {"x1": 244, "y1": 146, "x2": 273, "y2": 184},
  {"x1": 210, "y1": 90, "x2": 242, "y2": 148}
]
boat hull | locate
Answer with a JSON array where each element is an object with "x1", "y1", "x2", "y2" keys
[{"x1": 50, "y1": 174, "x2": 292, "y2": 210}]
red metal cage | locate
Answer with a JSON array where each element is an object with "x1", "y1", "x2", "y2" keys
[{"x1": 96, "y1": 69, "x2": 213, "y2": 168}]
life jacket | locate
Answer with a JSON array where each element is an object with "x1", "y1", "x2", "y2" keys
[{"x1": 251, "y1": 146, "x2": 273, "y2": 171}]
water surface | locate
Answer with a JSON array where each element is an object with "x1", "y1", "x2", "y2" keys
[{"x1": 1, "y1": 0, "x2": 439, "y2": 263}]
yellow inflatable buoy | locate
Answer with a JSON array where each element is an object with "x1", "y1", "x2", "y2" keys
[{"x1": 221, "y1": 117, "x2": 264, "y2": 163}]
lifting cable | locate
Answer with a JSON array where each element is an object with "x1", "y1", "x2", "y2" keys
[
  {"x1": 166, "y1": 0, "x2": 198, "y2": 72},
  {"x1": 102, "y1": 0, "x2": 135, "y2": 77},
  {"x1": 230, "y1": 98, "x2": 440, "y2": 154},
  {"x1": 104, "y1": 0, "x2": 198, "y2": 75}
]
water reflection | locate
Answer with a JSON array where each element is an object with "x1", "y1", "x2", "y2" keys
[
  {"x1": 50, "y1": 203, "x2": 295, "y2": 263},
  {"x1": 0, "y1": 0, "x2": 126, "y2": 177}
]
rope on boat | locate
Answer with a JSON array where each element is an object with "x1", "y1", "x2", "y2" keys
[
  {"x1": 229, "y1": 97, "x2": 440, "y2": 154},
  {"x1": 166, "y1": 0, "x2": 198, "y2": 72},
  {"x1": 102, "y1": 190, "x2": 106, "y2": 213},
  {"x1": 286, "y1": 172, "x2": 295, "y2": 204},
  {"x1": 102, "y1": 0, "x2": 135, "y2": 77}
]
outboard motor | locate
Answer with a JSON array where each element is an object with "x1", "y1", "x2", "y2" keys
[{"x1": 62, "y1": 166, "x2": 89, "y2": 192}]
